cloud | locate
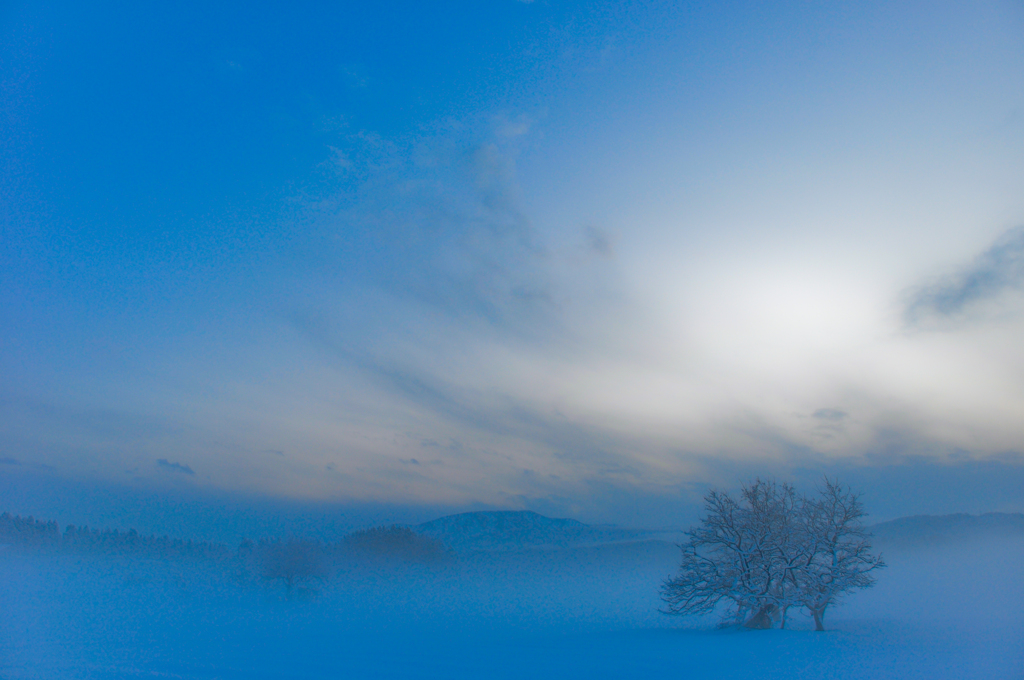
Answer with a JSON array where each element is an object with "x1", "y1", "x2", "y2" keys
[
  {"x1": 583, "y1": 225, "x2": 613, "y2": 257},
  {"x1": 493, "y1": 113, "x2": 532, "y2": 138},
  {"x1": 156, "y1": 459, "x2": 195, "y2": 475},
  {"x1": 904, "y1": 226, "x2": 1024, "y2": 325},
  {"x1": 283, "y1": 306, "x2": 665, "y2": 493},
  {"x1": 812, "y1": 408, "x2": 847, "y2": 422},
  {"x1": 299, "y1": 116, "x2": 556, "y2": 335}
]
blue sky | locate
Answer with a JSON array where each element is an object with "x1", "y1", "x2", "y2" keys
[{"x1": 3, "y1": 0, "x2": 1024, "y2": 534}]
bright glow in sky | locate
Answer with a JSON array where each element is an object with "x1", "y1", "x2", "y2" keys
[{"x1": 3, "y1": 0, "x2": 1024, "y2": 529}]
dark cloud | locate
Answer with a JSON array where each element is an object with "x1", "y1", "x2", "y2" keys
[
  {"x1": 812, "y1": 408, "x2": 847, "y2": 421},
  {"x1": 904, "y1": 226, "x2": 1024, "y2": 325},
  {"x1": 156, "y1": 459, "x2": 194, "y2": 475}
]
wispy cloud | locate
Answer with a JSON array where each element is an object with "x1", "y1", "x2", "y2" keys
[
  {"x1": 156, "y1": 459, "x2": 195, "y2": 475},
  {"x1": 299, "y1": 116, "x2": 555, "y2": 334},
  {"x1": 904, "y1": 226, "x2": 1024, "y2": 326},
  {"x1": 287, "y1": 311, "x2": 640, "y2": 476},
  {"x1": 583, "y1": 225, "x2": 613, "y2": 258}
]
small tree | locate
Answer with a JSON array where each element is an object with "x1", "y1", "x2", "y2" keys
[
  {"x1": 342, "y1": 525, "x2": 448, "y2": 563},
  {"x1": 261, "y1": 539, "x2": 328, "y2": 594},
  {"x1": 662, "y1": 477, "x2": 883, "y2": 631}
]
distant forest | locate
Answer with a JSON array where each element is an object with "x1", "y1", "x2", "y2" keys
[
  {"x1": 0, "y1": 512, "x2": 230, "y2": 560},
  {"x1": 0, "y1": 511, "x2": 449, "y2": 586}
]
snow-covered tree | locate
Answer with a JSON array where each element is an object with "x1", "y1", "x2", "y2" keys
[
  {"x1": 661, "y1": 480, "x2": 802, "y2": 628},
  {"x1": 661, "y1": 478, "x2": 883, "y2": 630},
  {"x1": 795, "y1": 478, "x2": 885, "y2": 631}
]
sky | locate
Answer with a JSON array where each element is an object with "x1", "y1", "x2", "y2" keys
[{"x1": 3, "y1": 0, "x2": 1024, "y2": 537}]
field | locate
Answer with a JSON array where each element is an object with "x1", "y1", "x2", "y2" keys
[{"x1": 2, "y1": 530, "x2": 1021, "y2": 679}]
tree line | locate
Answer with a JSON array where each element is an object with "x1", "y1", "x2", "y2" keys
[
  {"x1": 0, "y1": 512, "x2": 230, "y2": 560},
  {"x1": 0, "y1": 512, "x2": 447, "y2": 589},
  {"x1": 236, "y1": 525, "x2": 450, "y2": 592}
]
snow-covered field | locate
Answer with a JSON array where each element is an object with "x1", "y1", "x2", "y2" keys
[{"x1": 2, "y1": 534, "x2": 1022, "y2": 679}]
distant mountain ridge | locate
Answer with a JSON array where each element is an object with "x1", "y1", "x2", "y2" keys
[
  {"x1": 6, "y1": 506, "x2": 1020, "y2": 556},
  {"x1": 868, "y1": 512, "x2": 1024, "y2": 548},
  {"x1": 413, "y1": 510, "x2": 651, "y2": 551},
  {"x1": 414, "y1": 510, "x2": 1024, "y2": 553}
]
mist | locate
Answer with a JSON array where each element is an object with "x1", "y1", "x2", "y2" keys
[
  {"x1": 3, "y1": 507, "x2": 1022, "y2": 679},
  {"x1": 4, "y1": 0, "x2": 1024, "y2": 676}
]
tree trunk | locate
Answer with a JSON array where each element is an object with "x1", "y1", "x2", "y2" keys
[
  {"x1": 744, "y1": 605, "x2": 776, "y2": 629},
  {"x1": 780, "y1": 606, "x2": 789, "y2": 629},
  {"x1": 812, "y1": 606, "x2": 826, "y2": 632}
]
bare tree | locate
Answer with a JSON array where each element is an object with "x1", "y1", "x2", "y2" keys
[
  {"x1": 661, "y1": 479, "x2": 803, "y2": 628},
  {"x1": 261, "y1": 539, "x2": 328, "y2": 594},
  {"x1": 342, "y1": 525, "x2": 448, "y2": 563},
  {"x1": 796, "y1": 478, "x2": 885, "y2": 631},
  {"x1": 662, "y1": 478, "x2": 883, "y2": 631}
]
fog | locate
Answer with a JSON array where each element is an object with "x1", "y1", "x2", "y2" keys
[
  {"x1": 4, "y1": 1, "x2": 1024, "y2": 677},
  {"x1": 2, "y1": 511, "x2": 1021, "y2": 679}
]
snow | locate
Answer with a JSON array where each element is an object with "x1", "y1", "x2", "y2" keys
[{"x1": 1, "y1": 529, "x2": 1022, "y2": 679}]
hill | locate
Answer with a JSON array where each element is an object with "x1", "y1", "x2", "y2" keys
[
  {"x1": 868, "y1": 512, "x2": 1024, "y2": 549},
  {"x1": 414, "y1": 509, "x2": 1024, "y2": 554},
  {"x1": 413, "y1": 510, "x2": 654, "y2": 552}
]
